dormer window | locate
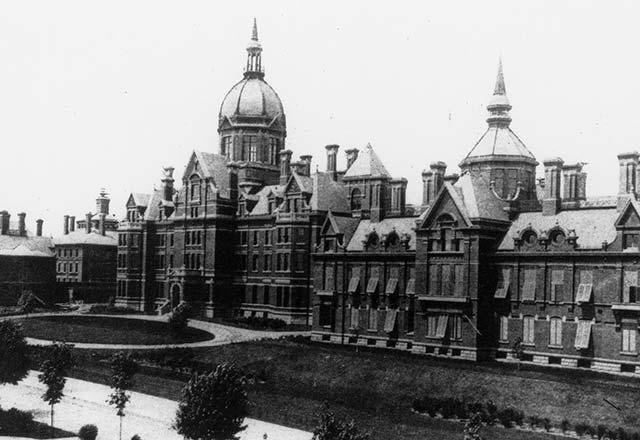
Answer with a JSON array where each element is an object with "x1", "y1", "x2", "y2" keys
[
  {"x1": 549, "y1": 229, "x2": 565, "y2": 245},
  {"x1": 624, "y1": 233, "x2": 640, "y2": 251},
  {"x1": 366, "y1": 232, "x2": 379, "y2": 249},
  {"x1": 522, "y1": 230, "x2": 537, "y2": 246},
  {"x1": 435, "y1": 214, "x2": 458, "y2": 251},
  {"x1": 350, "y1": 188, "x2": 362, "y2": 211}
]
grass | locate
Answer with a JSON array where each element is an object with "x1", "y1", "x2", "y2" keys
[
  {"x1": 0, "y1": 407, "x2": 77, "y2": 439},
  {"x1": 16, "y1": 315, "x2": 213, "y2": 345},
  {"x1": 57, "y1": 337, "x2": 640, "y2": 440}
]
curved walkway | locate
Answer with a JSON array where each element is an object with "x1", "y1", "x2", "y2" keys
[{"x1": 6, "y1": 312, "x2": 310, "y2": 350}]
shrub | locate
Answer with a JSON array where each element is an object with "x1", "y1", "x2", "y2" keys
[
  {"x1": 0, "y1": 407, "x2": 34, "y2": 433},
  {"x1": 497, "y1": 409, "x2": 514, "y2": 428},
  {"x1": 560, "y1": 419, "x2": 570, "y2": 433},
  {"x1": 131, "y1": 435, "x2": 141, "y2": 440},
  {"x1": 527, "y1": 415, "x2": 539, "y2": 429},
  {"x1": 615, "y1": 427, "x2": 627, "y2": 440},
  {"x1": 88, "y1": 304, "x2": 138, "y2": 315},
  {"x1": 312, "y1": 410, "x2": 370, "y2": 440},
  {"x1": 78, "y1": 424, "x2": 98, "y2": 440},
  {"x1": 597, "y1": 424, "x2": 608, "y2": 439},
  {"x1": 169, "y1": 303, "x2": 192, "y2": 334}
]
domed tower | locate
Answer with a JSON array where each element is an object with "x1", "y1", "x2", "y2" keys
[
  {"x1": 218, "y1": 19, "x2": 286, "y2": 187},
  {"x1": 459, "y1": 60, "x2": 538, "y2": 202}
]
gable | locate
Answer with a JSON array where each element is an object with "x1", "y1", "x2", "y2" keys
[
  {"x1": 616, "y1": 200, "x2": 640, "y2": 228},
  {"x1": 419, "y1": 184, "x2": 472, "y2": 229}
]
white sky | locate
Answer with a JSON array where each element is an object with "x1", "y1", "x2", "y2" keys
[{"x1": 2, "y1": 0, "x2": 639, "y2": 236}]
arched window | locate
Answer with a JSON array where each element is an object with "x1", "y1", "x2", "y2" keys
[
  {"x1": 350, "y1": 188, "x2": 362, "y2": 211},
  {"x1": 522, "y1": 230, "x2": 537, "y2": 246},
  {"x1": 366, "y1": 232, "x2": 379, "y2": 249},
  {"x1": 549, "y1": 229, "x2": 566, "y2": 245},
  {"x1": 386, "y1": 231, "x2": 399, "y2": 247},
  {"x1": 435, "y1": 214, "x2": 457, "y2": 251}
]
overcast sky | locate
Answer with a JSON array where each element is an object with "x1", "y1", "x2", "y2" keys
[{"x1": 2, "y1": 0, "x2": 639, "y2": 236}]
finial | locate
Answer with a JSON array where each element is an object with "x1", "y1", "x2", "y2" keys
[
  {"x1": 494, "y1": 57, "x2": 506, "y2": 96},
  {"x1": 252, "y1": 17, "x2": 258, "y2": 41}
]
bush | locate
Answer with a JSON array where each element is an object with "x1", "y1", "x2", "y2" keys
[
  {"x1": 233, "y1": 316, "x2": 287, "y2": 330},
  {"x1": 78, "y1": 424, "x2": 98, "y2": 440},
  {"x1": 597, "y1": 424, "x2": 608, "y2": 439},
  {"x1": 88, "y1": 304, "x2": 138, "y2": 315},
  {"x1": 131, "y1": 435, "x2": 141, "y2": 440},
  {"x1": 560, "y1": 419, "x2": 571, "y2": 433},
  {"x1": 169, "y1": 303, "x2": 192, "y2": 334},
  {"x1": 0, "y1": 407, "x2": 34, "y2": 433}
]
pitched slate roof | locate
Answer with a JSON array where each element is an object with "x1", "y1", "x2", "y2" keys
[
  {"x1": 131, "y1": 193, "x2": 151, "y2": 207},
  {"x1": 195, "y1": 151, "x2": 230, "y2": 193},
  {"x1": 246, "y1": 185, "x2": 282, "y2": 216},
  {"x1": 309, "y1": 172, "x2": 350, "y2": 212},
  {"x1": 498, "y1": 208, "x2": 619, "y2": 250},
  {"x1": 464, "y1": 126, "x2": 535, "y2": 159},
  {"x1": 344, "y1": 144, "x2": 391, "y2": 178},
  {"x1": 53, "y1": 230, "x2": 117, "y2": 246},
  {"x1": 346, "y1": 217, "x2": 417, "y2": 251},
  {"x1": 0, "y1": 235, "x2": 54, "y2": 257}
]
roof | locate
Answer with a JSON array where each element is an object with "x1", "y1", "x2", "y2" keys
[
  {"x1": 53, "y1": 230, "x2": 117, "y2": 247},
  {"x1": 464, "y1": 126, "x2": 535, "y2": 159},
  {"x1": 246, "y1": 185, "x2": 282, "y2": 216},
  {"x1": 346, "y1": 217, "x2": 417, "y2": 251},
  {"x1": 219, "y1": 77, "x2": 284, "y2": 120},
  {"x1": 131, "y1": 193, "x2": 151, "y2": 207},
  {"x1": 326, "y1": 213, "x2": 360, "y2": 245},
  {"x1": 498, "y1": 208, "x2": 619, "y2": 251},
  {"x1": 195, "y1": 151, "x2": 231, "y2": 193},
  {"x1": 0, "y1": 235, "x2": 54, "y2": 257},
  {"x1": 344, "y1": 144, "x2": 391, "y2": 179},
  {"x1": 309, "y1": 172, "x2": 350, "y2": 212}
]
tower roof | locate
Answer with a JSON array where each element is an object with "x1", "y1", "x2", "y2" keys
[
  {"x1": 461, "y1": 60, "x2": 536, "y2": 166},
  {"x1": 344, "y1": 143, "x2": 391, "y2": 178}
]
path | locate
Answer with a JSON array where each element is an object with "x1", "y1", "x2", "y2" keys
[
  {"x1": 9, "y1": 312, "x2": 310, "y2": 350},
  {"x1": 0, "y1": 371, "x2": 312, "y2": 440}
]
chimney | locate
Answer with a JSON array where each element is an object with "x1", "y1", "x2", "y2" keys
[
  {"x1": 96, "y1": 189, "x2": 110, "y2": 215},
  {"x1": 370, "y1": 182, "x2": 385, "y2": 223},
  {"x1": 36, "y1": 219, "x2": 43, "y2": 237},
  {"x1": 0, "y1": 211, "x2": 9, "y2": 235},
  {"x1": 161, "y1": 167, "x2": 175, "y2": 201},
  {"x1": 69, "y1": 216, "x2": 75, "y2": 232},
  {"x1": 325, "y1": 144, "x2": 339, "y2": 180},
  {"x1": 279, "y1": 150, "x2": 292, "y2": 185},
  {"x1": 63, "y1": 215, "x2": 69, "y2": 235},
  {"x1": 99, "y1": 213, "x2": 106, "y2": 236},
  {"x1": 618, "y1": 151, "x2": 639, "y2": 211},
  {"x1": 542, "y1": 157, "x2": 564, "y2": 215},
  {"x1": 85, "y1": 213, "x2": 92, "y2": 233},
  {"x1": 17, "y1": 212, "x2": 26, "y2": 236},
  {"x1": 562, "y1": 163, "x2": 587, "y2": 202},
  {"x1": 299, "y1": 155, "x2": 312, "y2": 176},
  {"x1": 421, "y1": 161, "x2": 447, "y2": 210},
  {"x1": 444, "y1": 173, "x2": 459, "y2": 185},
  {"x1": 345, "y1": 148, "x2": 359, "y2": 169},
  {"x1": 389, "y1": 178, "x2": 407, "y2": 217}
]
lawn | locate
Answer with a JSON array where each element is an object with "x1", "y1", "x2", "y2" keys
[
  {"x1": 16, "y1": 315, "x2": 213, "y2": 345},
  {"x1": 51, "y1": 336, "x2": 640, "y2": 440}
]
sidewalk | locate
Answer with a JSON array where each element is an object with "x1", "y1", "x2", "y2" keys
[{"x1": 0, "y1": 371, "x2": 312, "y2": 440}]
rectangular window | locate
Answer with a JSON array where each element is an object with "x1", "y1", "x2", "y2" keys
[
  {"x1": 429, "y1": 265, "x2": 441, "y2": 295},
  {"x1": 576, "y1": 270, "x2": 593, "y2": 303},
  {"x1": 252, "y1": 255, "x2": 259, "y2": 272},
  {"x1": 435, "y1": 314, "x2": 449, "y2": 338},
  {"x1": 494, "y1": 268, "x2": 511, "y2": 299},
  {"x1": 350, "y1": 307, "x2": 360, "y2": 329},
  {"x1": 500, "y1": 316, "x2": 509, "y2": 341},
  {"x1": 522, "y1": 269, "x2": 537, "y2": 302},
  {"x1": 574, "y1": 320, "x2": 592, "y2": 349},
  {"x1": 384, "y1": 309, "x2": 398, "y2": 333},
  {"x1": 253, "y1": 231, "x2": 259, "y2": 246},
  {"x1": 441, "y1": 265, "x2": 452, "y2": 295},
  {"x1": 265, "y1": 230, "x2": 271, "y2": 245},
  {"x1": 368, "y1": 308, "x2": 378, "y2": 330},
  {"x1": 454, "y1": 265, "x2": 465, "y2": 296},
  {"x1": 263, "y1": 285, "x2": 270, "y2": 304},
  {"x1": 426, "y1": 314, "x2": 438, "y2": 337},
  {"x1": 243, "y1": 135, "x2": 258, "y2": 161},
  {"x1": 624, "y1": 270, "x2": 638, "y2": 303},
  {"x1": 348, "y1": 268, "x2": 361, "y2": 293},
  {"x1": 449, "y1": 315, "x2": 462, "y2": 340},
  {"x1": 319, "y1": 301, "x2": 332, "y2": 327},
  {"x1": 549, "y1": 318, "x2": 563, "y2": 346},
  {"x1": 551, "y1": 270, "x2": 564, "y2": 303},
  {"x1": 523, "y1": 316, "x2": 535, "y2": 344},
  {"x1": 623, "y1": 328, "x2": 637, "y2": 353},
  {"x1": 406, "y1": 278, "x2": 415, "y2": 295},
  {"x1": 222, "y1": 136, "x2": 232, "y2": 159},
  {"x1": 263, "y1": 254, "x2": 271, "y2": 272},
  {"x1": 406, "y1": 296, "x2": 415, "y2": 333}
]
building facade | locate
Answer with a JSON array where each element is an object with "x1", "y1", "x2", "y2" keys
[
  {"x1": 54, "y1": 190, "x2": 118, "y2": 303},
  {"x1": 116, "y1": 20, "x2": 350, "y2": 323},
  {"x1": 312, "y1": 62, "x2": 640, "y2": 375},
  {"x1": 0, "y1": 211, "x2": 55, "y2": 305}
]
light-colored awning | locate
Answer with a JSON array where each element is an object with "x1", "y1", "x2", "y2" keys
[
  {"x1": 574, "y1": 320, "x2": 592, "y2": 349},
  {"x1": 384, "y1": 309, "x2": 398, "y2": 333}
]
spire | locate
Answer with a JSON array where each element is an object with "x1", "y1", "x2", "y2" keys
[
  {"x1": 244, "y1": 18, "x2": 264, "y2": 79},
  {"x1": 486, "y1": 58, "x2": 512, "y2": 127},
  {"x1": 251, "y1": 17, "x2": 258, "y2": 41}
]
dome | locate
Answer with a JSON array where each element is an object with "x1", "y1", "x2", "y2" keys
[{"x1": 219, "y1": 77, "x2": 284, "y2": 121}]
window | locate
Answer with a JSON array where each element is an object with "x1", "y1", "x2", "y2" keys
[
  {"x1": 495, "y1": 268, "x2": 511, "y2": 298},
  {"x1": 263, "y1": 285, "x2": 270, "y2": 304},
  {"x1": 549, "y1": 317, "x2": 562, "y2": 346},
  {"x1": 348, "y1": 268, "x2": 361, "y2": 294},
  {"x1": 189, "y1": 176, "x2": 200, "y2": 201},
  {"x1": 624, "y1": 233, "x2": 640, "y2": 250},
  {"x1": 523, "y1": 316, "x2": 535, "y2": 344},
  {"x1": 251, "y1": 285, "x2": 258, "y2": 304},
  {"x1": 269, "y1": 138, "x2": 279, "y2": 164},
  {"x1": 551, "y1": 270, "x2": 564, "y2": 303},
  {"x1": 384, "y1": 309, "x2": 398, "y2": 333},
  {"x1": 240, "y1": 231, "x2": 247, "y2": 246},
  {"x1": 407, "y1": 296, "x2": 415, "y2": 333},
  {"x1": 263, "y1": 254, "x2": 271, "y2": 272},
  {"x1": 436, "y1": 214, "x2": 457, "y2": 251},
  {"x1": 221, "y1": 136, "x2": 232, "y2": 159},
  {"x1": 574, "y1": 320, "x2": 592, "y2": 349},
  {"x1": 319, "y1": 301, "x2": 332, "y2": 327},
  {"x1": 350, "y1": 188, "x2": 362, "y2": 211},
  {"x1": 500, "y1": 316, "x2": 509, "y2": 341},
  {"x1": 622, "y1": 328, "x2": 637, "y2": 353},
  {"x1": 265, "y1": 230, "x2": 271, "y2": 245},
  {"x1": 350, "y1": 307, "x2": 360, "y2": 329},
  {"x1": 449, "y1": 315, "x2": 462, "y2": 340},
  {"x1": 252, "y1": 255, "x2": 259, "y2": 272},
  {"x1": 253, "y1": 231, "x2": 259, "y2": 246},
  {"x1": 294, "y1": 253, "x2": 305, "y2": 272},
  {"x1": 624, "y1": 270, "x2": 639, "y2": 303},
  {"x1": 426, "y1": 314, "x2": 438, "y2": 337},
  {"x1": 576, "y1": 270, "x2": 593, "y2": 303},
  {"x1": 427, "y1": 314, "x2": 448, "y2": 338},
  {"x1": 521, "y1": 269, "x2": 537, "y2": 302},
  {"x1": 243, "y1": 136, "x2": 258, "y2": 161}
]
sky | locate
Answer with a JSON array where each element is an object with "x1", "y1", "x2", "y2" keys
[{"x1": 1, "y1": 0, "x2": 640, "y2": 236}]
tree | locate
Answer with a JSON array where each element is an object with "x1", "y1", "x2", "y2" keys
[
  {"x1": 511, "y1": 337, "x2": 525, "y2": 371},
  {"x1": 78, "y1": 424, "x2": 98, "y2": 440},
  {"x1": 38, "y1": 342, "x2": 73, "y2": 434},
  {"x1": 463, "y1": 412, "x2": 484, "y2": 440},
  {"x1": 0, "y1": 320, "x2": 29, "y2": 387},
  {"x1": 108, "y1": 352, "x2": 139, "y2": 440},
  {"x1": 312, "y1": 410, "x2": 370, "y2": 440},
  {"x1": 174, "y1": 364, "x2": 248, "y2": 440}
]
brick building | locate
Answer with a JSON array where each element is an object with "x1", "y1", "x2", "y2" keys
[
  {"x1": 0, "y1": 211, "x2": 55, "y2": 305},
  {"x1": 54, "y1": 190, "x2": 118, "y2": 303},
  {"x1": 115, "y1": 20, "x2": 349, "y2": 323},
  {"x1": 312, "y1": 61, "x2": 640, "y2": 374}
]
